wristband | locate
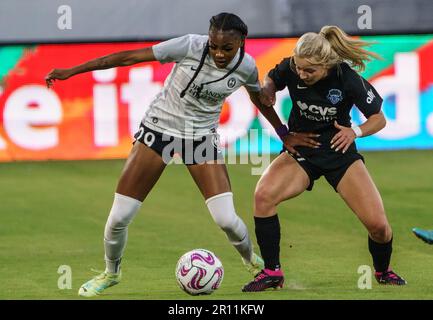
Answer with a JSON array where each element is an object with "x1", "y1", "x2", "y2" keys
[
  {"x1": 352, "y1": 126, "x2": 363, "y2": 138},
  {"x1": 276, "y1": 124, "x2": 289, "y2": 139}
]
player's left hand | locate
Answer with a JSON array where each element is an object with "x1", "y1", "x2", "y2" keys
[{"x1": 330, "y1": 121, "x2": 356, "y2": 153}]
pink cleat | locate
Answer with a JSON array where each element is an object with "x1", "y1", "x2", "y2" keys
[{"x1": 242, "y1": 268, "x2": 284, "y2": 292}]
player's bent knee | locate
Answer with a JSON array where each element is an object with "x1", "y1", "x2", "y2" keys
[
  {"x1": 106, "y1": 193, "x2": 143, "y2": 230},
  {"x1": 254, "y1": 187, "x2": 279, "y2": 215},
  {"x1": 213, "y1": 214, "x2": 237, "y2": 231},
  {"x1": 205, "y1": 192, "x2": 238, "y2": 229},
  {"x1": 254, "y1": 186, "x2": 277, "y2": 206},
  {"x1": 369, "y1": 222, "x2": 392, "y2": 242},
  {"x1": 106, "y1": 216, "x2": 129, "y2": 230}
]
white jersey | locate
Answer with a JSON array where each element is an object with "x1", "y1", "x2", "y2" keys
[{"x1": 143, "y1": 34, "x2": 260, "y2": 139}]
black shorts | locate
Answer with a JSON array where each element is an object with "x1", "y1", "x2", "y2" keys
[
  {"x1": 133, "y1": 123, "x2": 224, "y2": 165},
  {"x1": 281, "y1": 148, "x2": 364, "y2": 192}
]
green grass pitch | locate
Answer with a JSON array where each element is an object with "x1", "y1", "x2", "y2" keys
[{"x1": 1, "y1": 150, "x2": 433, "y2": 300}]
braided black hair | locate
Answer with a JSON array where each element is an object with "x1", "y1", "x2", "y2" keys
[{"x1": 180, "y1": 12, "x2": 248, "y2": 98}]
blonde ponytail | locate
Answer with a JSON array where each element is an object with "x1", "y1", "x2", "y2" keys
[{"x1": 294, "y1": 25, "x2": 380, "y2": 72}]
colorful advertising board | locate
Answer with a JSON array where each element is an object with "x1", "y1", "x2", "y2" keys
[{"x1": 0, "y1": 35, "x2": 432, "y2": 161}]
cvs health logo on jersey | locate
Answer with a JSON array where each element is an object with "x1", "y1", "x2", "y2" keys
[{"x1": 296, "y1": 101, "x2": 337, "y2": 122}]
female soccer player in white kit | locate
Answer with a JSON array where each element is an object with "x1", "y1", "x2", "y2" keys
[{"x1": 45, "y1": 13, "x2": 315, "y2": 297}]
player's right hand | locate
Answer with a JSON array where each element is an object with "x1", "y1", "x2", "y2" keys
[
  {"x1": 45, "y1": 68, "x2": 73, "y2": 88},
  {"x1": 283, "y1": 132, "x2": 321, "y2": 155}
]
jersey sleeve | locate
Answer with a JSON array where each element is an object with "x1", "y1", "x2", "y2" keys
[
  {"x1": 343, "y1": 65, "x2": 383, "y2": 117},
  {"x1": 244, "y1": 66, "x2": 261, "y2": 92},
  {"x1": 268, "y1": 58, "x2": 292, "y2": 91},
  {"x1": 152, "y1": 34, "x2": 191, "y2": 63}
]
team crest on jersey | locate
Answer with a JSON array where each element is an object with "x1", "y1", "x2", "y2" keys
[
  {"x1": 227, "y1": 77, "x2": 237, "y2": 89},
  {"x1": 327, "y1": 89, "x2": 343, "y2": 105}
]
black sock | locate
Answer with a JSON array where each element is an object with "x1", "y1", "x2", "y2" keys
[
  {"x1": 368, "y1": 236, "x2": 393, "y2": 273},
  {"x1": 255, "y1": 215, "x2": 281, "y2": 270}
]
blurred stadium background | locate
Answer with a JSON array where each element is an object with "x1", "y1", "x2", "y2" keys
[{"x1": 1, "y1": 0, "x2": 433, "y2": 300}]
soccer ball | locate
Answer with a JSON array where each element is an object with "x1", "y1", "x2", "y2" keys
[{"x1": 175, "y1": 249, "x2": 224, "y2": 295}]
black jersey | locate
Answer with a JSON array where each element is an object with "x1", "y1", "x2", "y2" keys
[{"x1": 269, "y1": 57, "x2": 382, "y2": 153}]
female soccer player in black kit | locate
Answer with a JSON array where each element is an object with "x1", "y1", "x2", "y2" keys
[{"x1": 242, "y1": 26, "x2": 406, "y2": 292}]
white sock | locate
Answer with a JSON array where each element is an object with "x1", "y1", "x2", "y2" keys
[
  {"x1": 206, "y1": 192, "x2": 253, "y2": 262},
  {"x1": 104, "y1": 193, "x2": 142, "y2": 274}
]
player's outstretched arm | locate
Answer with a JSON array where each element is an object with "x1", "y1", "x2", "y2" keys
[{"x1": 45, "y1": 47, "x2": 156, "y2": 88}]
